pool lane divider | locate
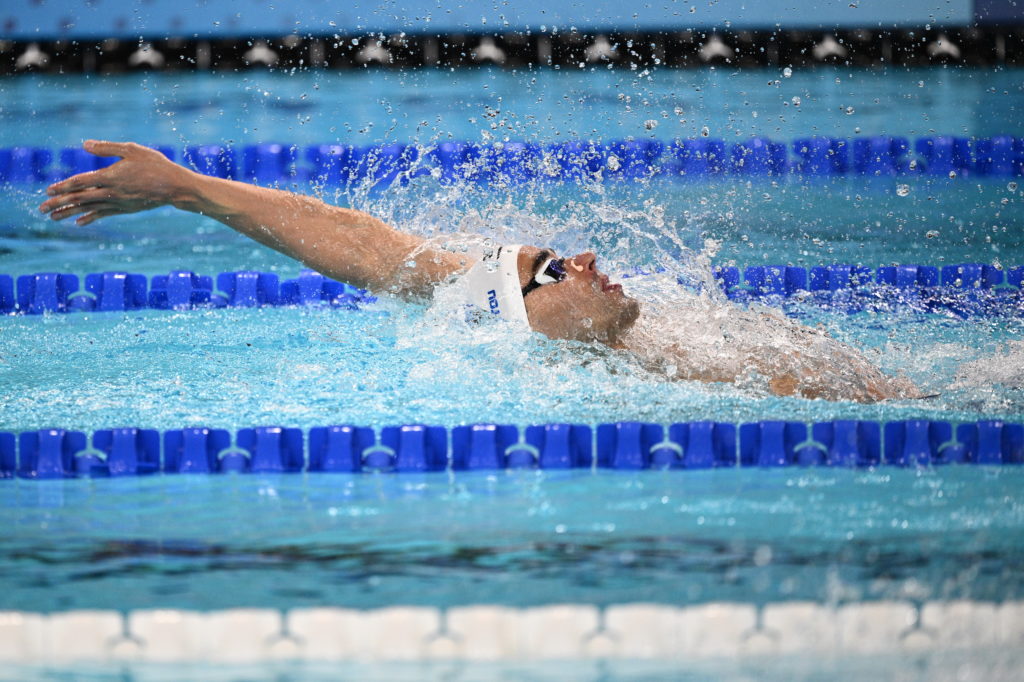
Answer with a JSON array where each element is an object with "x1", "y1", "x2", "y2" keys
[
  {"x1": 1, "y1": 135, "x2": 1022, "y2": 185},
  {"x1": 1, "y1": 420, "x2": 1021, "y2": 479},
  {"x1": 0, "y1": 599, "x2": 1019, "y2": 663},
  {"x1": 0, "y1": 269, "x2": 375, "y2": 314},
  {"x1": 712, "y1": 262, "x2": 1024, "y2": 315},
  {"x1": 2, "y1": 263, "x2": 1022, "y2": 316}
]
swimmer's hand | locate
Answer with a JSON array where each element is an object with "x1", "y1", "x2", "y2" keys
[{"x1": 39, "y1": 140, "x2": 194, "y2": 226}]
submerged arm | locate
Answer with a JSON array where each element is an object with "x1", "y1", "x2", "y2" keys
[
  {"x1": 626, "y1": 326, "x2": 919, "y2": 404},
  {"x1": 39, "y1": 140, "x2": 468, "y2": 298}
]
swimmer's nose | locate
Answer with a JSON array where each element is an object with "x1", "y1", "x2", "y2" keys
[{"x1": 571, "y1": 252, "x2": 597, "y2": 272}]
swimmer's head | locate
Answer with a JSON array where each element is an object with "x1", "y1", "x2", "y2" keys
[{"x1": 515, "y1": 245, "x2": 640, "y2": 348}]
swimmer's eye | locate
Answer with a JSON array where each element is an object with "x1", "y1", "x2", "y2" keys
[{"x1": 522, "y1": 257, "x2": 567, "y2": 298}]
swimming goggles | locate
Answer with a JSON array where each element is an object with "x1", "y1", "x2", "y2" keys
[{"x1": 521, "y1": 257, "x2": 568, "y2": 297}]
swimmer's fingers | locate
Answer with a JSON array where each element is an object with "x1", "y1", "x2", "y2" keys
[
  {"x1": 44, "y1": 169, "x2": 107, "y2": 200},
  {"x1": 55, "y1": 202, "x2": 135, "y2": 224},
  {"x1": 47, "y1": 202, "x2": 103, "y2": 222},
  {"x1": 75, "y1": 208, "x2": 119, "y2": 226},
  {"x1": 40, "y1": 188, "x2": 115, "y2": 219},
  {"x1": 43, "y1": 142, "x2": 143, "y2": 198},
  {"x1": 82, "y1": 140, "x2": 138, "y2": 158}
]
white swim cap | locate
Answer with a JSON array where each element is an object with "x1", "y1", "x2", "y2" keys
[{"x1": 460, "y1": 244, "x2": 529, "y2": 325}]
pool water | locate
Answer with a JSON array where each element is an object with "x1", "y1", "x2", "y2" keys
[
  {"x1": 1, "y1": 294, "x2": 1023, "y2": 432},
  {"x1": 2, "y1": 467, "x2": 1021, "y2": 613},
  {"x1": 1, "y1": 67, "x2": 1022, "y2": 272},
  {"x1": 0, "y1": 64, "x2": 1022, "y2": 678}
]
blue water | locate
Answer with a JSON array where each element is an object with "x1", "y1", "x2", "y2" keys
[
  {"x1": 1, "y1": 68, "x2": 1022, "y2": 427},
  {"x1": 1, "y1": 68, "x2": 1023, "y2": 272},
  {"x1": 6, "y1": 652, "x2": 1023, "y2": 682},
  {"x1": 0, "y1": 66, "x2": 1022, "y2": 682},
  {"x1": 1, "y1": 299, "x2": 1022, "y2": 432},
  {"x1": 1, "y1": 467, "x2": 1021, "y2": 613}
]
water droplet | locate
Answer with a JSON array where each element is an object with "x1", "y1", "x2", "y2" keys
[
  {"x1": 644, "y1": 119, "x2": 658, "y2": 130},
  {"x1": 896, "y1": 184, "x2": 910, "y2": 197},
  {"x1": 926, "y1": 229, "x2": 940, "y2": 239},
  {"x1": 845, "y1": 106, "x2": 855, "y2": 115},
  {"x1": 782, "y1": 66, "x2": 792, "y2": 78},
  {"x1": 1009, "y1": 182, "x2": 1019, "y2": 192}
]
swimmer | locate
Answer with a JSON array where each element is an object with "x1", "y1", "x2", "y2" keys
[{"x1": 39, "y1": 140, "x2": 920, "y2": 403}]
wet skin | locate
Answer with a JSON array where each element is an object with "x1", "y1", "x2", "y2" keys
[{"x1": 514, "y1": 246, "x2": 641, "y2": 348}]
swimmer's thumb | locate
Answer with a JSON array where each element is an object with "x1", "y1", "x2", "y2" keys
[{"x1": 84, "y1": 139, "x2": 131, "y2": 158}]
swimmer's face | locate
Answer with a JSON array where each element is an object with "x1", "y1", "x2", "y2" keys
[{"x1": 516, "y1": 246, "x2": 641, "y2": 347}]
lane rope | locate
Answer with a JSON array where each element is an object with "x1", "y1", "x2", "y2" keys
[{"x1": 2, "y1": 420, "x2": 1021, "y2": 478}]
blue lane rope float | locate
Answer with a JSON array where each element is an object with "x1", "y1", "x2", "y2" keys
[
  {"x1": 3, "y1": 263, "x2": 1021, "y2": 317},
  {"x1": 1, "y1": 135, "x2": 1022, "y2": 185},
  {"x1": 0, "y1": 269, "x2": 375, "y2": 315},
  {"x1": 1, "y1": 420, "x2": 1021, "y2": 479},
  {"x1": 711, "y1": 263, "x2": 1024, "y2": 315}
]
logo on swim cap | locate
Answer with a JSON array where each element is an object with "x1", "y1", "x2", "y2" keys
[{"x1": 461, "y1": 244, "x2": 529, "y2": 326}]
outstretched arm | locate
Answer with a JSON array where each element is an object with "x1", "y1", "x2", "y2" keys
[{"x1": 39, "y1": 140, "x2": 469, "y2": 298}]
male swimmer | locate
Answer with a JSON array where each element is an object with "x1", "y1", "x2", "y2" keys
[{"x1": 39, "y1": 140, "x2": 920, "y2": 403}]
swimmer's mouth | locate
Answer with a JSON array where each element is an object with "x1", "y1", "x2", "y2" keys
[{"x1": 600, "y1": 275, "x2": 622, "y2": 293}]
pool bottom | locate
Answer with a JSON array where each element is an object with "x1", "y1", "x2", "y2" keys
[{"x1": 4, "y1": 650, "x2": 1022, "y2": 682}]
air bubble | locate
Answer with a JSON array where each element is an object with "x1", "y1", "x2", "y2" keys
[
  {"x1": 700, "y1": 125, "x2": 710, "y2": 137},
  {"x1": 926, "y1": 229, "x2": 939, "y2": 239},
  {"x1": 1009, "y1": 182, "x2": 1019, "y2": 192},
  {"x1": 607, "y1": 156, "x2": 621, "y2": 171},
  {"x1": 845, "y1": 106, "x2": 855, "y2": 115},
  {"x1": 783, "y1": 67, "x2": 792, "y2": 78},
  {"x1": 896, "y1": 185, "x2": 910, "y2": 197},
  {"x1": 644, "y1": 119, "x2": 658, "y2": 130},
  {"x1": 949, "y1": 170, "x2": 957, "y2": 179},
  {"x1": 791, "y1": 96, "x2": 801, "y2": 106}
]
